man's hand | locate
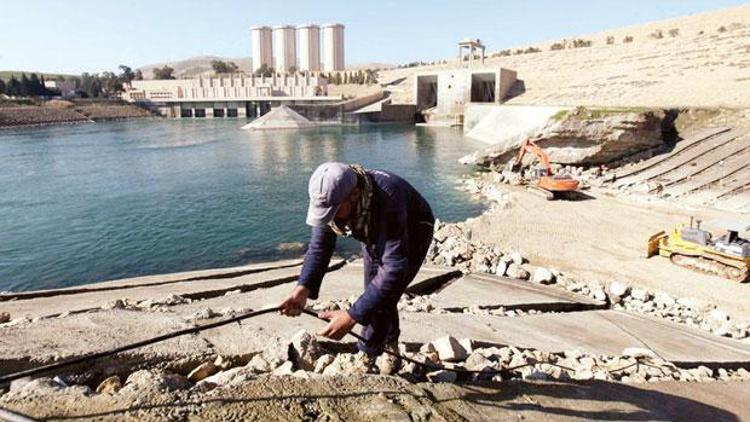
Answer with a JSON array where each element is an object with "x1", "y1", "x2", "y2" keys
[
  {"x1": 318, "y1": 310, "x2": 357, "y2": 340},
  {"x1": 279, "y1": 285, "x2": 309, "y2": 316}
]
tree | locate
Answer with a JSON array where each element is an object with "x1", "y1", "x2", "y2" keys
[
  {"x1": 118, "y1": 65, "x2": 135, "y2": 86},
  {"x1": 253, "y1": 64, "x2": 273, "y2": 77},
  {"x1": 0, "y1": 78, "x2": 6, "y2": 95},
  {"x1": 211, "y1": 60, "x2": 239, "y2": 74},
  {"x1": 20, "y1": 73, "x2": 30, "y2": 96},
  {"x1": 152, "y1": 65, "x2": 175, "y2": 80},
  {"x1": 101, "y1": 71, "x2": 123, "y2": 97},
  {"x1": 134, "y1": 69, "x2": 144, "y2": 80},
  {"x1": 80, "y1": 73, "x2": 103, "y2": 98},
  {"x1": 29, "y1": 73, "x2": 44, "y2": 96},
  {"x1": 287, "y1": 65, "x2": 297, "y2": 74},
  {"x1": 7, "y1": 75, "x2": 22, "y2": 96}
]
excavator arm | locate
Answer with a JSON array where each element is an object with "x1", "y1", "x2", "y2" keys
[{"x1": 513, "y1": 139, "x2": 552, "y2": 176}]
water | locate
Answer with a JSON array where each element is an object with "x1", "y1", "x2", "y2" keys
[{"x1": 0, "y1": 120, "x2": 487, "y2": 292}]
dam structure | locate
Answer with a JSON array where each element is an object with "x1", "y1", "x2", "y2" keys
[{"x1": 123, "y1": 73, "x2": 337, "y2": 118}]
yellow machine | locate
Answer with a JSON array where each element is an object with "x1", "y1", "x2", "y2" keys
[{"x1": 647, "y1": 218, "x2": 750, "y2": 282}]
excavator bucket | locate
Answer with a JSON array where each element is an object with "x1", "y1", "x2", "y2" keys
[{"x1": 646, "y1": 231, "x2": 667, "y2": 258}]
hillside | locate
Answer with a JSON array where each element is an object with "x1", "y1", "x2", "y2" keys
[
  {"x1": 136, "y1": 56, "x2": 253, "y2": 79},
  {"x1": 380, "y1": 4, "x2": 750, "y2": 108}
]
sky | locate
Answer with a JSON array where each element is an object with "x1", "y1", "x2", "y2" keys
[{"x1": 1, "y1": 0, "x2": 748, "y2": 74}]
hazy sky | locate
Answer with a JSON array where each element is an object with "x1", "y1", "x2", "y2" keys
[{"x1": 1, "y1": 0, "x2": 747, "y2": 74}]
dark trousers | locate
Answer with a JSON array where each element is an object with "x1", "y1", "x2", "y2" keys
[{"x1": 358, "y1": 216, "x2": 434, "y2": 356}]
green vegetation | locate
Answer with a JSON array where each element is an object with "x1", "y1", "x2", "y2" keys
[
  {"x1": 0, "y1": 65, "x2": 138, "y2": 99},
  {"x1": 253, "y1": 64, "x2": 274, "y2": 77},
  {"x1": 324, "y1": 69, "x2": 377, "y2": 85},
  {"x1": 210, "y1": 60, "x2": 239, "y2": 74},
  {"x1": 152, "y1": 65, "x2": 175, "y2": 80}
]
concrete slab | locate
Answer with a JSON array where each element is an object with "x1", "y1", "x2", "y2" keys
[
  {"x1": 430, "y1": 272, "x2": 604, "y2": 311},
  {"x1": 399, "y1": 310, "x2": 750, "y2": 365},
  {"x1": 0, "y1": 310, "x2": 214, "y2": 375},
  {"x1": 313, "y1": 260, "x2": 461, "y2": 301},
  {"x1": 2, "y1": 260, "x2": 343, "y2": 320},
  {"x1": 0, "y1": 258, "x2": 304, "y2": 300}
]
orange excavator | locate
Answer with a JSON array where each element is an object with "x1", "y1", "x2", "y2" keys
[{"x1": 510, "y1": 139, "x2": 580, "y2": 200}]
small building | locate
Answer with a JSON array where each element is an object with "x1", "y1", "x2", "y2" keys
[
  {"x1": 458, "y1": 38, "x2": 486, "y2": 66},
  {"x1": 414, "y1": 67, "x2": 517, "y2": 125}
]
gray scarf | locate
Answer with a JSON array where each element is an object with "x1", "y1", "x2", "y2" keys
[{"x1": 329, "y1": 164, "x2": 373, "y2": 244}]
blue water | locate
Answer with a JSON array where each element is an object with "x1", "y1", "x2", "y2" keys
[{"x1": 0, "y1": 120, "x2": 486, "y2": 291}]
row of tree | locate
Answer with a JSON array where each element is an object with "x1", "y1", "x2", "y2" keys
[
  {"x1": 326, "y1": 69, "x2": 377, "y2": 85},
  {"x1": 0, "y1": 65, "x2": 144, "y2": 98},
  {"x1": 0, "y1": 73, "x2": 54, "y2": 97}
]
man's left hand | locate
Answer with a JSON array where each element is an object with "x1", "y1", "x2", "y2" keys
[{"x1": 318, "y1": 310, "x2": 357, "y2": 340}]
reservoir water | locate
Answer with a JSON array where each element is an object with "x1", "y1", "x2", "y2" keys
[{"x1": 0, "y1": 120, "x2": 487, "y2": 292}]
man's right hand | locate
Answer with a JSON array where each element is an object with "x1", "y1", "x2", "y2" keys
[{"x1": 278, "y1": 285, "x2": 310, "y2": 316}]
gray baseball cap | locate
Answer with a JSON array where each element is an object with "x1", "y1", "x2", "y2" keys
[{"x1": 306, "y1": 162, "x2": 357, "y2": 227}]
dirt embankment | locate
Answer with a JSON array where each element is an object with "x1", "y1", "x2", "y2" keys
[{"x1": 0, "y1": 100, "x2": 157, "y2": 129}]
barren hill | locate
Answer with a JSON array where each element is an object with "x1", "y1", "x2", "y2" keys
[
  {"x1": 136, "y1": 56, "x2": 253, "y2": 79},
  {"x1": 381, "y1": 4, "x2": 750, "y2": 108}
]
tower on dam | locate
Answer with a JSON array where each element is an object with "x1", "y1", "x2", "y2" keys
[
  {"x1": 250, "y1": 26, "x2": 273, "y2": 73},
  {"x1": 297, "y1": 24, "x2": 321, "y2": 72},
  {"x1": 322, "y1": 23, "x2": 345, "y2": 71}
]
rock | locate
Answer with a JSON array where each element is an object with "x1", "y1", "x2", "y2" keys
[
  {"x1": 200, "y1": 367, "x2": 251, "y2": 386},
  {"x1": 246, "y1": 354, "x2": 272, "y2": 373},
  {"x1": 622, "y1": 347, "x2": 656, "y2": 359},
  {"x1": 322, "y1": 353, "x2": 371, "y2": 376},
  {"x1": 188, "y1": 362, "x2": 219, "y2": 382},
  {"x1": 426, "y1": 370, "x2": 458, "y2": 383},
  {"x1": 289, "y1": 330, "x2": 322, "y2": 371},
  {"x1": 463, "y1": 109, "x2": 667, "y2": 167},
  {"x1": 464, "y1": 352, "x2": 494, "y2": 371},
  {"x1": 271, "y1": 361, "x2": 295, "y2": 376},
  {"x1": 494, "y1": 261, "x2": 508, "y2": 277},
  {"x1": 102, "y1": 299, "x2": 125, "y2": 310},
  {"x1": 262, "y1": 338, "x2": 293, "y2": 369},
  {"x1": 9, "y1": 377, "x2": 33, "y2": 392},
  {"x1": 433, "y1": 224, "x2": 464, "y2": 243},
  {"x1": 96, "y1": 375, "x2": 122, "y2": 394},
  {"x1": 431, "y1": 336, "x2": 469, "y2": 362},
  {"x1": 608, "y1": 281, "x2": 630, "y2": 299},
  {"x1": 509, "y1": 251, "x2": 524, "y2": 265},
  {"x1": 214, "y1": 354, "x2": 240, "y2": 371},
  {"x1": 458, "y1": 338, "x2": 474, "y2": 354},
  {"x1": 189, "y1": 307, "x2": 220, "y2": 320},
  {"x1": 419, "y1": 343, "x2": 437, "y2": 354},
  {"x1": 654, "y1": 292, "x2": 676, "y2": 308},
  {"x1": 591, "y1": 287, "x2": 607, "y2": 302},
  {"x1": 0, "y1": 312, "x2": 10, "y2": 324},
  {"x1": 523, "y1": 370, "x2": 551, "y2": 381},
  {"x1": 532, "y1": 268, "x2": 555, "y2": 284},
  {"x1": 8, "y1": 378, "x2": 64, "y2": 399},
  {"x1": 630, "y1": 288, "x2": 651, "y2": 302},
  {"x1": 506, "y1": 263, "x2": 530, "y2": 280},
  {"x1": 708, "y1": 310, "x2": 729, "y2": 326},
  {"x1": 123, "y1": 370, "x2": 191, "y2": 392},
  {"x1": 375, "y1": 353, "x2": 400, "y2": 375},
  {"x1": 313, "y1": 354, "x2": 336, "y2": 374}
]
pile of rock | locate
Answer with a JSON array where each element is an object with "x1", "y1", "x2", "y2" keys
[
  {"x1": 7, "y1": 332, "x2": 748, "y2": 402},
  {"x1": 538, "y1": 276, "x2": 749, "y2": 340},
  {"x1": 426, "y1": 220, "x2": 749, "y2": 340},
  {"x1": 427, "y1": 220, "x2": 529, "y2": 278}
]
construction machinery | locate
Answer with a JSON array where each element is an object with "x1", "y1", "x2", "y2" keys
[
  {"x1": 647, "y1": 218, "x2": 750, "y2": 282},
  {"x1": 510, "y1": 138, "x2": 580, "y2": 200}
]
